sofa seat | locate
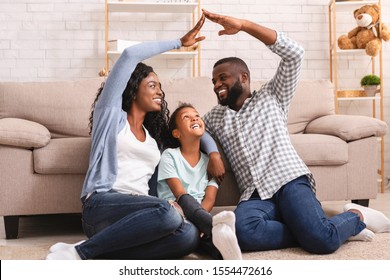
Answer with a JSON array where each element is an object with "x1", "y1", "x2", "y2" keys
[
  {"x1": 33, "y1": 137, "x2": 91, "y2": 175},
  {"x1": 290, "y1": 134, "x2": 348, "y2": 166}
]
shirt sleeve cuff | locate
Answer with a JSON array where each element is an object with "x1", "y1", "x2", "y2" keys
[
  {"x1": 266, "y1": 31, "x2": 282, "y2": 49},
  {"x1": 200, "y1": 132, "x2": 219, "y2": 154}
]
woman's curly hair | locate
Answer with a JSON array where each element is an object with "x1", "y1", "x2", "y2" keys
[{"x1": 88, "y1": 62, "x2": 170, "y2": 148}]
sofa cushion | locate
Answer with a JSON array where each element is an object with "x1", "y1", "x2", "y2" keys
[
  {"x1": 0, "y1": 78, "x2": 104, "y2": 138},
  {"x1": 305, "y1": 114, "x2": 388, "y2": 142},
  {"x1": 161, "y1": 76, "x2": 218, "y2": 117},
  {"x1": 33, "y1": 137, "x2": 91, "y2": 174},
  {"x1": 288, "y1": 80, "x2": 335, "y2": 134},
  {"x1": 232, "y1": 79, "x2": 336, "y2": 134},
  {"x1": 290, "y1": 134, "x2": 348, "y2": 166},
  {"x1": 0, "y1": 118, "x2": 51, "y2": 148}
]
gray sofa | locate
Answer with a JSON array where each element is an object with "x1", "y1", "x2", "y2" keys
[{"x1": 0, "y1": 77, "x2": 387, "y2": 239}]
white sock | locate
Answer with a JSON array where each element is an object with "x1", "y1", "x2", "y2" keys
[
  {"x1": 49, "y1": 240, "x2": 85, "y2": 253},
  {"x1": 213, "y1": 210, "x2": 236, "y2": 234},
  {"x1": 348, "y1": 228, "x2": 375, "y2": 242},
  {"x1": 212, "y1": 223, "x2": 242, "y2": 260},
  {"x1": 46, "y1": 247, "x2": 81, "y2": 260},
  {"x1": 344, "y1": 203, "x2": 390, "y2": 233}
]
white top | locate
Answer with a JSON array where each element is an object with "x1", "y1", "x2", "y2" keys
[
  {"x1": 157, "y1": 147, "x2": 219, "y2": 203},
  {"x1": 112, "y1": 121, "x2": 161, "y2": 195}
]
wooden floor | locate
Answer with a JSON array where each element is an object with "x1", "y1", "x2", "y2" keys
[{"x1": 1, "y1": 185, "x2": 389, "y2": 249}]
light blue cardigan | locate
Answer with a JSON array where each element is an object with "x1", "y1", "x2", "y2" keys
[{"x1": 81, "y1": 39, "x2": 217, "y2": 198}]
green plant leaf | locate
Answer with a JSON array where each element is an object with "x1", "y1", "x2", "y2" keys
[{"x1": 360, "y1": 74, "x2": 381, "y2": 86}]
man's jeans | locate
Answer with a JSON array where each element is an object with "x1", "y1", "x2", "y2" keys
[
  {"x1": 75, "y1": 190, "x2": 199, "y2": 259},
  {"x1": 235, "y1": 175, "x2": 365, "y2": 254}
]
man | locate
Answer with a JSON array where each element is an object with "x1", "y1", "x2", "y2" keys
[{"x1": 202, "y1": 9, "x2": 390, "y2": 254}]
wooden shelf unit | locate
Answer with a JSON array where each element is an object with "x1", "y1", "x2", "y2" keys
[
  {"x1": 103, "y1": 0, "x2": 201, "y2": 77},
  {"x1": 328, "y1": 0, "x2": 385, "y2": 192}
]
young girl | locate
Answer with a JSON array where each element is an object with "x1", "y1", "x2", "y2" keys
[{"x1": 157, "y1": 103, "x2": 242, "y2": 260}]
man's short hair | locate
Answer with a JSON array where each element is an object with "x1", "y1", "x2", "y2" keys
[{"x1": 213, "y1": 57, "x2": 250, "y2": 77}]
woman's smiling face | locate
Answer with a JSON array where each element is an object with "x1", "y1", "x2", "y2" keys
[{"x1": 134, "y1": 72, "x2": 164, "y2": 112}]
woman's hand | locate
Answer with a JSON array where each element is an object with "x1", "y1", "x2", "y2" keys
[
  {"x1": 180, "y1": 13, "x2": 206, "y2": 47},
  {"x1": 207, "y1": 152, "x2": 225, "y2": 184},
  {"x1": 202, "y1": 9, "x2": 243, "y2": 36}
]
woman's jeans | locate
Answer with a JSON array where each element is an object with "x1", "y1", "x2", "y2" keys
[
  {"x1": 235, "y1": 175, "x2": 366, "y2": 254},
  {"x1": 76, "y1": 190, "x2": 199, "y2": 259}
]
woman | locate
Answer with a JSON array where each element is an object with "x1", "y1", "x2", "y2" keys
[{"x1": 46, "y1": 14, "x2": 218, "y2": 260}]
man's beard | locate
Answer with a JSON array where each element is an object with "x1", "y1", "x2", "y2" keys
[{"x1": 218, "y1": 79, "x2": 243, "y2": 107}]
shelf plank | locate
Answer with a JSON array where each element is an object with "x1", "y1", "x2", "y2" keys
[
  {"x1": 108, "y1": 1, "x2": 198, "y2": 13},
  {"x1": 336, "y1": 49, "x2": 367, "y2": 55},
  {"x1": 337, "y1": 96, "x2": 380, "y2": 101},
  {"x1": 330, "y1": 1, "x2": 379, "y2": 12},
  {"x1": 108, "y1": 50, "x2": 198, "y2": 59}
]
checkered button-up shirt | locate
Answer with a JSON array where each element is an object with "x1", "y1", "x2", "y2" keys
[{"x1": 203, "y1": 32, "x2": 316, "y2": 202}]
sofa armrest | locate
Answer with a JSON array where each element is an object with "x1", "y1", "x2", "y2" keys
[
  {"x1": 305, "y1": 115, "x2": 388, "y2": 142},
  {"x1": 0, "y1": 118, "x2": 51, "y2": 148}
]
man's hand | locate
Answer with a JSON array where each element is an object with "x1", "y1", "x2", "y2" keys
[
  {"x1": 203, "y1": 9, "x2": 276, "y2": 45},
  {"x1": 207, "y1": 152, "x2": 225, "y2": 184},
  {"x1": 202, "y1": 9, "x2": 243, "y2": 36},
  {"x1": 180, "y1": 13, "x2": 206, "y2": 47}
]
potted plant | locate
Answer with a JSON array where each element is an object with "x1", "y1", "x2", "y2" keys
[{"x1": 360, "y1": 74, "x2": 381, "y2": 96}]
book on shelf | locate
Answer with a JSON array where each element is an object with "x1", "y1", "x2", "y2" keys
[
  {"x1": 108, "y1": 40, "x2": 197, "y2": 53},
  {"x1": 117, "y1": 0, "x2": 195, "y2": 3},
  {"x1": 108, "y1": 40, "x2": 141, "y2": 52}
]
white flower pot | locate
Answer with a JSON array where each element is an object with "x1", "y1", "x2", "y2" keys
[{"x1": 363, "y1": 85, "x2": 379, "y2": 97}]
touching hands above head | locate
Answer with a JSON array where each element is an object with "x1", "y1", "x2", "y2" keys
[
  {"x1": 181, "y1": 9, "x2": 276, "y2": 47},
  {"x1": 180, "y1": 9, "x2": 245, "y2": 48},
  {"x1": 202, "y1": 9, "x2": 243, "y2": 36}
]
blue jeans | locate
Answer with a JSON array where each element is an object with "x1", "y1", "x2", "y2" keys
[
  {"x1": 76, "y1": 190, "x2": 199, "y2": 259},
  {"x1": 235, "y1": 175, "x2": 366, "y2": 254}
]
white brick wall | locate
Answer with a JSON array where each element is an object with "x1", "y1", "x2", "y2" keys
[
  {"x1": 1, "y1": 0, "x2": 390, "y2": 183},
  {"x1": 1, "y1": 1, "x2": 388, "y2": 80}
]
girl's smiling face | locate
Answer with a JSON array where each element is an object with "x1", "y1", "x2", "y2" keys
[{"x1": 172, "y1": 106, "x2": 205, "y2": 141}]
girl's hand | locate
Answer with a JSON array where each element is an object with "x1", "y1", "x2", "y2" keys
[
  {"x1": 201, "y1": 185, "x2": 218, "y2": 213},
  {"x1": 202, "y1": 9, "x2": 243, "y2": 36},
  {"x1": 180, "y1": 13, "x2": 206, "y2": 47}
]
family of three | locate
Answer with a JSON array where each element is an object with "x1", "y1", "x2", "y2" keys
[{"x1": 46, "y1": 10, "x2": 390, "y2": 260}]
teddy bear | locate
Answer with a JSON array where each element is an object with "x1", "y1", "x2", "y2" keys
[{"x1": 337, "y1": 4, "x2": 390, "y2": 56}]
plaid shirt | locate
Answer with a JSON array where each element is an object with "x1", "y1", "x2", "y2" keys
[{"x1": 203, "y1": 32, "x2": 315, "y2": 201}]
